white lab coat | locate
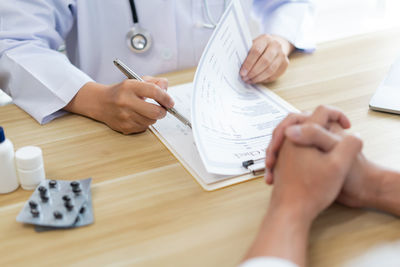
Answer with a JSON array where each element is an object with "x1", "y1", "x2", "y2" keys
[{"x1": 0, "y1": 0, "x2": 315, "y2": 124}]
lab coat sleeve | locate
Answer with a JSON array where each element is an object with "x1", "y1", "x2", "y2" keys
[
  {"x1": 239, "y1": 257, "x2": 299, "y2": 267},
  {"x1": 0, "y1": 0, "x2": 93, "y2": 124},
  {"x1": 252, "y1": 0, "x2": 316, "y2": 52}
]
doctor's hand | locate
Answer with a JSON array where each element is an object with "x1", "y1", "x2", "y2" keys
[
  {"x1": 240, "y1": 34, "x2": 294, "y2": 84},
  {"x1": 64, "y1": 77, "x2": 174, "y2": 134}
]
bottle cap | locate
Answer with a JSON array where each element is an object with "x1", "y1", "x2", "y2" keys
[
  {"x1": 0, "y1": 126, "x2": 5, "y2": 143},
  {"x1": 15, "y1": 146, "x2": 44, "y2": 170}
]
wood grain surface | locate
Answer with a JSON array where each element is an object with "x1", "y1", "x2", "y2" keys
[{"x1": 1, "y1": 29, "x2": 400, "y2": 266}]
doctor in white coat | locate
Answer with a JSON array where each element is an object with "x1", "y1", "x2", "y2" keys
[{"x1": 0, "y1": 0, "x2": 314, "y2": 134}]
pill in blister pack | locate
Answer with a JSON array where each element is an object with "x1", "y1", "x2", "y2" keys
[
  {"x1": 16, "y1": 178, "x2": 93, "y2": 230},
  {"x1": 34, "y1": 186, "x2": 94, "y2": 232}
]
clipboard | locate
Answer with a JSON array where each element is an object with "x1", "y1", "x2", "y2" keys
[
  {"x1": 150, "y1": 124, "x2": 262, "y2": 191},
  {"x1": 148, "y1": 0, "x2": 297, "y2": 191},
  {"x1": 149, "y1": 82, "x2": 297, "y2": 191}
]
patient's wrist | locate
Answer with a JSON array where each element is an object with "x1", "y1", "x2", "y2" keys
[
  {"x1": 269, "y1": 195, "x2": 315, "y2": 227},
  {"x1": 352, "y1": 160, "x2": 383, "y2": 209},
  {"x1": 371, "y1": 167, "x2": 400, "y2": 216},
  {"x1": 245, "y1": 197, "x2": 312, "y2": 266}
]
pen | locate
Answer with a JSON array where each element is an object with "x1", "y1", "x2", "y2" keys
[
  {"x1": 242, "y1": 158, "x2": 264, "y2": 168},
  {"x1": 113, "y1": 59, "x2": 192, "y2": 129}
]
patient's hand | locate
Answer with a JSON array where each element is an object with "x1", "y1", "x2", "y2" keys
[{"x1": 266, "y1": 105, "x2": 383, "y2": 210}]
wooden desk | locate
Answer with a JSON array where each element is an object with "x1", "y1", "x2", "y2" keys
[{"x1": 1, "y1": 29, "x2": 400, "y2": 267}]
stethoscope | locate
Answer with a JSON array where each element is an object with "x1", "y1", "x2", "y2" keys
[
  {"x1": 126, "y1": 0, "x2": 151, "y2": 53},
  {"x1": 126, "y1": 0, "x2": 227, "y2": 53},
  {"x1": 201, "y1": 0, "x2": 228, "y2": 29}
]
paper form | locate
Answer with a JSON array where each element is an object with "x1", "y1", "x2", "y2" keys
[
  {"x1": 151, "y1": 0, "x2": 298, "y2": 188},
  {"x1": 151, "y1": 83, "x2": 232, "y2": 185},
  {"x1": 191, "y1": 0, "x2": 296, "y2": 175}
]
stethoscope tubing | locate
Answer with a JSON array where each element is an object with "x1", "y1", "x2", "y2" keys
[{"x1": 127, "y1": 0, "x2": 227, "y2": 53}]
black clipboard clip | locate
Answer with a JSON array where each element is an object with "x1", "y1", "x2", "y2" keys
[{"x1": 242, "y1": 158, "x2": 265, "y2": 176}]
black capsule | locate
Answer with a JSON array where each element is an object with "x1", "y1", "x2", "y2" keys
[
  {"x1": 74, "y1": 216, "x2": 80, "y2": 224},
  {"x1": 65, "y1": 202, "x2": 74, "y2": 211},
  {"x1": 31, "y1": 208, "x2": 40, "y2": 217},
  {"x1": 40, "y1": 195, "x2": 49, "y2": 203},
  {"x1": 49, "y1": 180, "x2": 57, "y2": 188},
  {"x1": 38, "y1": 186, "x2": 47, "y2": 193},
  {"x1": 39, "y1": 190, "x2": 48, "y2": 197},
  {"x1": 72, "y1": 187, "x2": 82, "y2": 195},
  {"x1": 28, "y1": 201, "x2": 38, "y2": 209},
  {"x1": 53, "y1": 211, "x2": 63, "y2": 219},
  {"x1": 70, "y1": 181, "x2": 80, "y2": 188},
  {"x1": 79, "y1": 206, "x2": 86, "y2": 214},
  {"x1": 62, "y1": 195, "x2": 71, "y2": 202}
]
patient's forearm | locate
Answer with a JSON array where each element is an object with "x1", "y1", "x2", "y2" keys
[
  {"x1": 371, "y1": 168, "x2": 400, "y2": 216},
  {"x1": 243, "y1": 200, "x2": 312, "y2": 267}
]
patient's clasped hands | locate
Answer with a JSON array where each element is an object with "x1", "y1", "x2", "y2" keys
[{"x1": 266, "y1": 105, "x2": 397, "y2": 220}]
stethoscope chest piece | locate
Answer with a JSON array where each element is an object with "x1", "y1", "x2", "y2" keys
[
  {"x1": 125, "y1": 0, "x2": 225, "y2": 53},
  {"x1": 126, "y1": 26, "x2": 152, "y2": 53}
]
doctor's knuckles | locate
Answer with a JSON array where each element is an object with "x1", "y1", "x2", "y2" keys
[
  {"x1": 240, "y1": 34, "x2": 294, "y2": 84},
  {"x1": 64, "y1": 78, "x2": 174, "y2": 135}
]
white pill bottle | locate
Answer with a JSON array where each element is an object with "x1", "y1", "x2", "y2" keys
[
  {"x1": 15, "y1": 146, "x2": 46, "y2": 190},
  {"x1": 0, "y1": 126, "x2": 19, "y2": 193}
]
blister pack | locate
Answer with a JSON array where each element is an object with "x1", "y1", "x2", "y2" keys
[
  {"x1": 34, "y1": 187, "x2": 94, "y2": 232},
  {"x1": 16, "y1": 178, "x2": 94, "y2": 230}
]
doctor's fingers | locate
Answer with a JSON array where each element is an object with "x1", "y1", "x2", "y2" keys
[
  {"x1": 118, "y1": 116, "x2": 156, "y2": 134},
  {"x1": 243, "y1": 41, "x2": 278, "y2": 81},
  {"x1": 245, "y1": 40, "x2": 285, "y2": 82},
  {"x1": 240, "y1": 35, "x2": 271, "y2": 79},
  {"x1": 109, "y1": 110, "x2": 156, "y2": 134},
  {"x1": 135, "y1": 82, "x2": 175, "y2": 109},
  {"x1": 130, "y1": 99, "x2": 167, "y2": 121},
  {"x1": 261, "y1": 56, "x2": 290, "y2": 83},
  {"x1": 142, "y1": 76, "x2": 169, "y2": 90},
  {"x1": 249, "y1": 54, "x2": 288, "y2": 84},
  {"x1": 130, "y1": 112, "x2": 157, "y2": 128}
]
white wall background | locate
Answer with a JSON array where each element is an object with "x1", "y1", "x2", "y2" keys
[
  {"x1": 315, "y1": 0, "x2": 400, "y2": 43},
  {"x1": 1, "y1": 0, "x2": 400, "y2": 106}
]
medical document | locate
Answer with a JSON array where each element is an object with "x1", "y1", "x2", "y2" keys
[
  {"x1": 151, "y1": 0, "x2": 297, "y2": 189},
  {"x1": 192, "y1": 0, "x2": 296, "y2": 175},
  {"x1": 152, "y1": 83, "x2": 231, "y2": 185}
]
